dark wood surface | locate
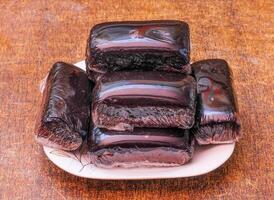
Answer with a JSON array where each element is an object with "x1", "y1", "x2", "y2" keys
[{"x1": 0, "y1": 0, "x2": 273, "y2": 199}]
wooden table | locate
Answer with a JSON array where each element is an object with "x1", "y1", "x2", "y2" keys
[{"x1": 0, "y1": 0, "x2": 273, "y2": 199}]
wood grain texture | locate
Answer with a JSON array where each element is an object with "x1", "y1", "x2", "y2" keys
[{"x1": 0, "y1": 0, "x2": 273, "y2": 199}]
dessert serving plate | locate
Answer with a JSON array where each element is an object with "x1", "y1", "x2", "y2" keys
[{"x1": 41, "y1": 61, "x2": 235, "y2": 180}]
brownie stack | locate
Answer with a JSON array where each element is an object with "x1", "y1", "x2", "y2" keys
[
  {"x1": 35, "y1": 20, "x2": 241, "y2": 168},
  {"x1": 85, "y1": 21, "x2": 197, "y2": 167}
]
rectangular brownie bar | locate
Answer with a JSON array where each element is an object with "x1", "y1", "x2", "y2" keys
[
  {"x1": 92, "y1": 71, "x2": 196, "y2": 131},
  {"x1": 191, "y1": 59, "x2": 241, "y2": 144},
  {"x1": 35, "y1": 62, "x2": 92, "y2": 150},
  {"x1": 89, "y1": 127, "x2": 194, "y2": 168},
  {"x1": 86, "y1": 20, "x2": 190, "y2": 77}
]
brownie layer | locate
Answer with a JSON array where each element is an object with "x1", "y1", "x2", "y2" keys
[
  {"x1": 92, "y1": 71, "x2": 196, "y2": 131},
  {"x1": 89, "y1": 127, "x2": 195, "y2": 168},
  {"x1": 35, "y1": 62, "x2": 92, "y2": 150},
  {"x1": 86, "y1": 20, "x2": 190, "y2": 77},
  {"x1": 191, "y1": 59, "x2": 241, "y2": 144}
]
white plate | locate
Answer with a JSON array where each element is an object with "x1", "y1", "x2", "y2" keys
[{"x1": 42, "y1": 60, "x2": 235, "y2": 180}]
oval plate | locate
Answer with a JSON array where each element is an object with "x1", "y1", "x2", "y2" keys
[{"x1": 42, "y1": 60, "x2": 235, "y2": 180}]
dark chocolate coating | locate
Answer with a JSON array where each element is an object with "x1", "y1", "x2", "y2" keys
[
  {"x1": 89, "y1": 127, "x2": 194, "y2": 168},
  {"x1": 92, "y1": 71, "x2": 196, "y2": 131},
  {"x1": 35, "y1": 62, "x2": 92, "y2": 151},
  {"x1": 86, "y1": 20, "x2": 190, "y2": 77},
  {"x1": 191, "y1": 59, "x2": 241, "y2": 144}
]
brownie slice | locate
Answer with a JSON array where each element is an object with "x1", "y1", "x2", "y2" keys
[
  {"x1": 89, "y1": 127, "x2": 194, "y2": 168},
  {"x1": 86, "y1": 20, "x2": 190, "y2": 78},
  {"x1": 191, "y1": 59, "x2": 241, "y2": 144},
  {"x1": 92, "y1": 71, "x2": 196, "y2": 131},
  {"x1": 35, "y1": 62, "x2": 92, "y2": 150}
]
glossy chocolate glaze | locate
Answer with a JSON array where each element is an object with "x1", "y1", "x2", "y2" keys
[
  {"x1": 89, "y1": 127, "x2": 194, "y2": 168},
  {"x1": 86, "y1": 20, "x2": 190, "y2": 76},
  {"x1": 92, "y1": 71, "x2": 196, "y2": 131},
  {"x1": 90, "y1": 127, "x2": 191, "y2": 150},
  {"x1": 94, "y1": 71, "x2": 196, "y2": 106},
  {"x1": 191, "y1": 59, "x2": 241, "y2": 144},
  {"x1": 35, "y1": 62, "x2": 92, "y2": 151}
]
